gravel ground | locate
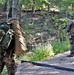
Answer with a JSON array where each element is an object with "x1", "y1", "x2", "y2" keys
[{"x1": 15, "y1": 51, "x2": 74, "y2": 75}]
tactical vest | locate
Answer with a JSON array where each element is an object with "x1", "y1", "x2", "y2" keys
[{"x1": 0, "y1": 22, "x2": 14, "y2": 51}]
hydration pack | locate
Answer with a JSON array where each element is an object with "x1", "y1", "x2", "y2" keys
[{"x1": 0, "y1": 22, "x2": 14, "y2": 50}]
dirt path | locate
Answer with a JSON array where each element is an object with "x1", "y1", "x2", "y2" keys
[{"x1": 15, "y1": 51, "x2": 74, "y2": 75}]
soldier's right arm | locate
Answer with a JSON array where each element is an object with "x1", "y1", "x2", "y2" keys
[{"x1": 64, "y1": 20, "x2": 72, "y2": 32}]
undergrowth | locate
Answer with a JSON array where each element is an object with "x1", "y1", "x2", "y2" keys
[
  {"x1": 17, "y1": 39, "x2": 70, "y2": 61},
  {"x1": 52, "y1": 39, "x2": 70, "y2": 55}
]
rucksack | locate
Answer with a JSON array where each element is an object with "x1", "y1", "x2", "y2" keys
[{"x1": 0, "y1": 22, "x2": 14, "y2": 50}]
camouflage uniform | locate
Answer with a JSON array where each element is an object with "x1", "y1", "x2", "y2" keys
[
  {"x1": 65, "y1": 14, "x2": 74, "y2": 56},
  {"x1": 0, "y1": 23, "x2": 16, "y2": 75},
  {"x1": 68, "y1": 25, "x2": 74, "y2": 53}
]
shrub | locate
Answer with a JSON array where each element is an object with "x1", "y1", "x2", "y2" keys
[
  {"x1": 17, "y1": 39, "x2": 70, "y2": 61},
  {"x1": 52, "y1": 39, "x2": 70, "y2": 55},
  {"x1": 30, "y1": 44, "x2": 54, "y2": 61}
]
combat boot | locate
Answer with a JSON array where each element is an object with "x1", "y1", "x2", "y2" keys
[{"x1": 67, "y1": 52, "x2": 74, "y2": 57}]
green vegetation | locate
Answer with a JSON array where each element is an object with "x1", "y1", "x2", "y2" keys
[
  {"x1": 52, "y1": 39, "x2": 70, "y2": 55},
  {"x1": 20, "y1": 44, "x2": 54, "y2": 61},
  {"x1": 17, "y1": 38, "x2": 70, "y2": 61},
  {"x1": 30, "y1": 44, "x2": 54, "y2": 61},
  {"x1": 0, "y1": 0, "x2": 73, "y2": 74}
]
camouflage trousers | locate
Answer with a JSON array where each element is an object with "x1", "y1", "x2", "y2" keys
[
  {"x1": 68, "y1": 32, "x2": 74, "y2": 53},
  {"x1": 0, "y1": 54, "x2": 17, "y2": 75}
]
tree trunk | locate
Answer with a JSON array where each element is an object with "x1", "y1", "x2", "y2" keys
[
  {"x1": 18, "y1": 0, "x2": 22, "y2": 23},
  {"x1": 48, "y1": 4, "x2": 50, "y2": 12},
  {"x1": 3, "y1": 0, "x2": 8, "y2": 11},
  {"x1": 12, "y1": 0, "x2": 18, "y2": 18}
]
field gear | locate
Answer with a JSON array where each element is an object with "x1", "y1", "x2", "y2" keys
[
  {"x1": 0, "y1": 29, "x2": 14, "y2": 49},
  {"x1": 0, "y1": 22, "x2": 9, "y2": 43},
  {"x1": 64, "y1": 15, "x2": 74, "y2": 57},
  {"x1": 8, "y1": 19, "x2": 27, "y2": 55},
  {"x1": 0, "y1": 22, "x2": 14, "y2": 52},
  {"x1": 0, "y1": 18, "x2": 27, "y2": 75},
  {"x1": 0, "y1": 22, "x2": 16, "y2": 75},
  {"x1": 0, "y1": 22, "x2": 10, "y2": 32}
]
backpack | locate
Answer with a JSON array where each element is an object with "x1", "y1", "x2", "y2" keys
[{"x1": 0, "y1": 22, "x2": 14, "y2": 50}]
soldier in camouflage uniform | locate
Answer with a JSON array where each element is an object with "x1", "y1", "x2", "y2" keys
[
  {"x1": 0, "y1": 22, "x2": 16, "y2": 75},
  {"x1": 64, "y1": 14, "x2": 74, "y2": 57}
]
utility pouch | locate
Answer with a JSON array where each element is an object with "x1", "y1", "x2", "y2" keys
[
  {"x1": 0, "y1": 30, "x2": 5, "y2": 42},
  {"x1": 0, "y1": 29, "x2": 13, "y2": 49}
]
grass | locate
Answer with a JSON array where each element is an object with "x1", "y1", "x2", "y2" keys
[
  {"x1": 18, "y1": 39, "x2": 70, "y2": 61},
  {"x1": 18, "y1": 43, "x2": 54, "y2": 61},
  {"x1": 52, "y1": 39, "x2": 70, "y2": 55},
  {"x1": 30, "y1": 44, "x2": 54, "y2": 61}
]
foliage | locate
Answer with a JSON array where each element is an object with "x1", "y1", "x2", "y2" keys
[
  {"x1": 30, "y1": 44, "x2": 54, "y2": 61},
  {"x1": 53, "y1": 17, "x2": 69, "y2": 42},
  {"x1": 22, "y1": 0, "x2": 50, "y2": 10},
  {"x1": 0, "y1": 0, "x2": 5, "y2": 4},
  {"x1": 18, "y1": 44, "x2": 54, "y2": 61},
  {"x1": 17, "y1": 38, "x2": 70, "y2": 62},
  {"x1": 1, "y1": 66, "x2": 7, "y2": 75},
  {"x1": 52, "y1": 39, "x2": 70, "y2": 55},
  {"x1": 0, "y1": 0, "x2": 73, "y2": 74}
]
